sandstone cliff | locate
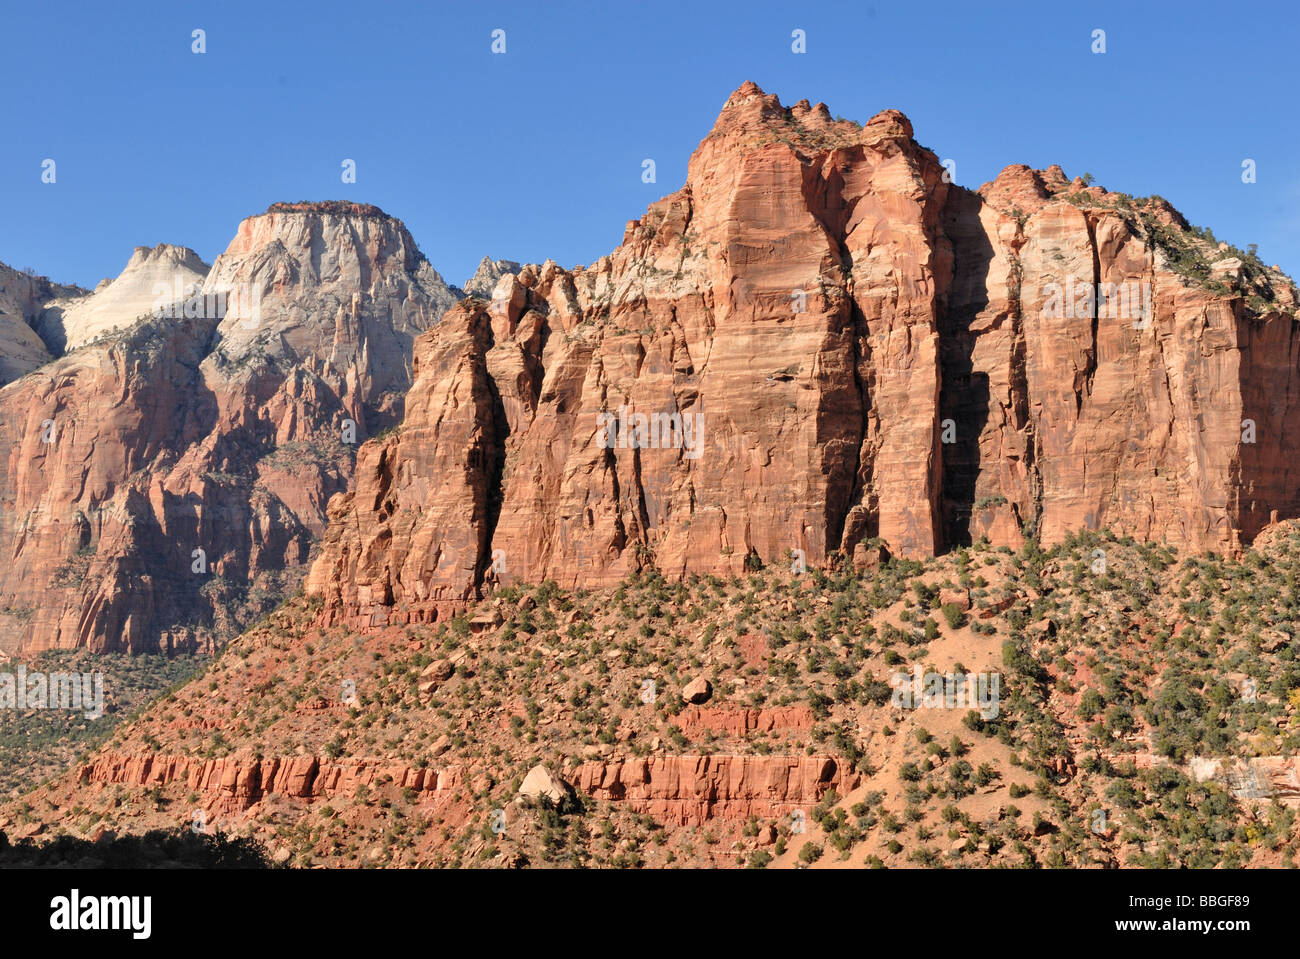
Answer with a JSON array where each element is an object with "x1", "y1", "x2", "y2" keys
[
  {"x1": 942, "y1": 164, "x2": 1300, "y2": 552},
  {"x1": 0, "y1": 203, "x2": 458, "y2": 653},
  {"x1": 570, "y1": 755, "x2": 856, "y2": 825},
  {"x1": 307, "y1": 83, "x2": 1300, "y2": 628}
]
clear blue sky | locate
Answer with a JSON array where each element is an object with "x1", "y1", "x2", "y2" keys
[{"x1": 2, "y1": 0, "x2": 1297, "y2": 289}]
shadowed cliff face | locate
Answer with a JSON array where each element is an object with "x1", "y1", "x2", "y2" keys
[
  {"x1": 0, "y1": 263, "x2": 86, "y2": 387},
  {"x1": 941, "y1": 165, "x2": 1300, "y2": 554},
  {"x1": 0, "y1": 204, "x2": 459, "y2": 654},
  {"x1": 307, "y1": 83, "x2": 1300, "y2": 630}
]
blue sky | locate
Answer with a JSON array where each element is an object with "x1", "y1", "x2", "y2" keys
[{"x1": 2, "y1": 0, "x2": 1297, "y2": 289}]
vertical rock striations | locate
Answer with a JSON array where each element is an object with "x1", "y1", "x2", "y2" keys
[{"x1": 309, "y1": 83, "x2": 1300, "y2": 629}]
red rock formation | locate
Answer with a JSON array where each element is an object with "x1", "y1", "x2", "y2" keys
[
  {"x1": 308, "y1": 82, "x2": 1300, "y2": 627},
  {"x1": 77, "y1": 749, "x2": 854, "y2": 826},
  {"x1": 8, "y1": 84, "x2": 1298, "y2": 651},
  {"x1": 569, "y1": 755, "x2": 857, "y2": 826},
  {"x1": 307, "y1": 85, "x2": 953, "y2": 622},
  {"x1": 78, "y1": 751, "x2": 465, "y2": 816},
  {"x1": 675, "y1": 706, "x2": 813, "y2": 736},
  {"x1": 943, "y1": 164, "x2": 1300, "y2": 551}
]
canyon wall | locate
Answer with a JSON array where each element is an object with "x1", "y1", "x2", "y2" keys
[{"x1": 307, "y1": 83, "x2": 1300, "y2": 628}]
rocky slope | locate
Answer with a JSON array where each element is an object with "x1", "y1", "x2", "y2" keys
[
  {"x1": 10, "y1": 524, "x2": 1300, "y2": 867},
  {"x1": 306, "y1": 82, "x2": 1300, "y2": 634},
  {"x1": 0, "y1": 202, "x2": 458, "y2": 653}
]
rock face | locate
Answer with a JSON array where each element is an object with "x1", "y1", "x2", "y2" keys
[
  {"x1": 0, "y1": 263, "x2": 83, "y2": 386},
  {"x1": 34, "y1": 244, "x2": 211, "y2": 354},
  {"x1": 461, "y1": 256, "x2": 523, "y2": 298},
  {"x1": 75, "y1": 750, "x2": 854, "y2": 826},
  {"x1": 77, "y1": 751, "x2": 465, "y2": 817},
  {"x1": 675, "y1": 706, "x2": 812, "y2": 736},
  {"x1": 940, "y1": 164, "x2": 1300, "y2": 551},
  {"x1": 0, "y1": 202, "x2": 458, "y2": 653},
  {"x1": 308, "y1": 82, "x2": 1300, "y2": 628},
  {"x1": 570, "y1": 755, "x2": 857, "y2": 826}
]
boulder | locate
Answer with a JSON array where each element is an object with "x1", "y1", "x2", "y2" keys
[
  {"x1": 682, "y1": 677, "x2": 713, "y2": 705},
  {"x1": 517, "y1": 764, "x2": 570, "y2": 805},
  {"x1": 417, "y1": 659, "x2": 455, "y2": 696}
]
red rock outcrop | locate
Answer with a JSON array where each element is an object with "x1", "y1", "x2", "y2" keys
[
  {"x1": 77, "y1": 749, "x2": 854, "y2": 826},
  {"x1": 0, "y1": 203, "x2": 458, "y2": 653},
  {"x1": 675, "y1": 706, "x2": 813, "y2": 736},
  {"x1": 569, "y1": 755, "x2": 858, "y2": 825},
  {"x1": 78, "y1": 751, "x2": 465, "y2": 816},
  {"x1": 308, "y1": 82, "x2": 1300, "y2": 627},
  {"x1": 941, "y1": 164, "x2": 1300, "y2": 550}
]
